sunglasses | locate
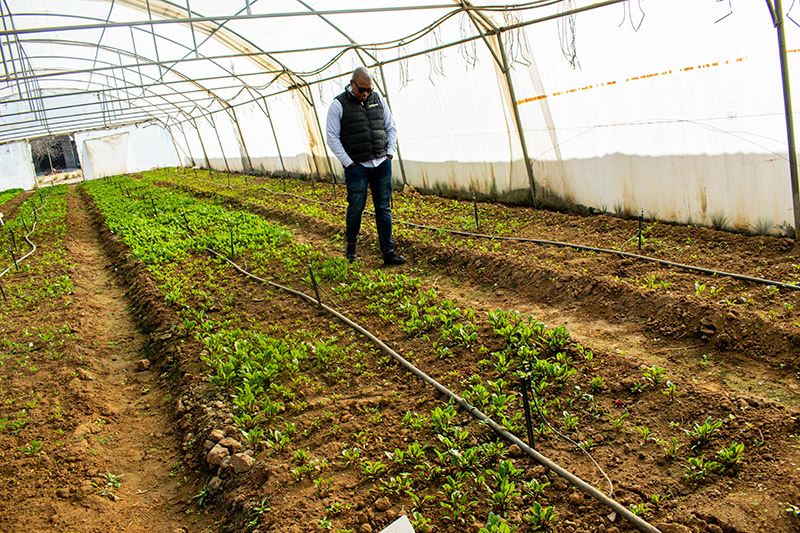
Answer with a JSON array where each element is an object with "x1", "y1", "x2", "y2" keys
[{"x1": 351, "y1": 80, "x2": 374, "y2": 95}]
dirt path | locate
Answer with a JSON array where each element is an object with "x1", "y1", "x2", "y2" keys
[{"x1": 0, "y1": 186, "x2": 218, "y2": 532}]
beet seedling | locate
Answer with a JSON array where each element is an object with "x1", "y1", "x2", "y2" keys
[
  {"x1": 715, "y1": 441, "x2": 744, "y2": 469},
  {"x1": 685, "y1": 417, "x2": 723, "y2": 449}
]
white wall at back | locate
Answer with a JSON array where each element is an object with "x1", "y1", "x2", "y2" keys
[
  {"x1": 75, "y1": 123, "x2": 180, "y2": 180},
  {"x1": 0, "y1": 142, "x2": 36, "y2": 191}
]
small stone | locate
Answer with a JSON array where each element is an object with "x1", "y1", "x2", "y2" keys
[
  {"x1": 508, "y1": 444, "x2": 523, "y2": 457},
  {"x1": 173, "y1": 529, "x2": 187, "y2": 533},
  {"x1": 209, "y1": 429, "x2": 224, "y2": 442},
  {"x1": 568, "y1": 492, "x2": 583, "y2": 506},
  {"x1": 207, "y1": 476, "x2": 223, "y2": 493},
  {"x1": 207, "y1": 443, "x2": 230, "y2": 467},
  {"x1": 356, "y1": 512, "x2": 369, "y2": 524},
  {"x1": 56, "y1": 488, "x2": 70, "y2": 499},
  {"x1": 374, "y1": 497, "x2": 391, "y2": 512},
  {"x1": 136, "y1": 359, "x2": 151, "y2": 371},
  {"x1": 358, "y1": 525, "x2": 373, "y2": 533},
  {"x1": 231, "y1": 453, "x2": 254, "y2": 473},
  {"x1": 551, "y1": 478, "x2": 567, "y2": 491},
  {"x1": 219, "y1": 437, "x2": 243, "y2": 454}
]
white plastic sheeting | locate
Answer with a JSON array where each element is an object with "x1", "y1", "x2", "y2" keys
[
  {"x1": 74, "y1": 123, "x2": 181, "y2": 180},
  {"x1": 2, "y1": 0, "x2": 799, "y2": 233},
  {"x1": 0, "y1": 142, "x2": 36, "y2": 191}
]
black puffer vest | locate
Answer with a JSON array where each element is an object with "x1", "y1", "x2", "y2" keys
[{"x1": 335, "y1": 89, "x2": 387, "y2": 163}]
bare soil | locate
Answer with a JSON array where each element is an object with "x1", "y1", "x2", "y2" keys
[
  {"x1": 2, "y1": 172, "x2": 799, "y2": 533},
  {"x1": 0, "y1": 187, "x2": 221, "y2": 532}
]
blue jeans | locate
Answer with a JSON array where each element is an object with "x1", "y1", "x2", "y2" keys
[{"x1": 345, "y1": 159, "x2": 394, "y2": 255}]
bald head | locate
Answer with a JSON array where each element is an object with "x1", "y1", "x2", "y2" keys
[
  {"x1": 352, "y1": 67, "x2": 372, "y2": 84},
  {"x1": 349, "y1": 67, "x2": 374, "y2": 102}
]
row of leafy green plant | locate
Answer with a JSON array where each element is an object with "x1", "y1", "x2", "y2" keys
[
  {"x1": 0, "y1": 185, "x2": 78, "y2": 471},
  {"x1": 87, "y1": 174, "x2": 771, "y2": 530},
  {"x1": 85, "y1": 175, "x2": 566, "y2": 530},
  {"x1": 157, "y1": 167, "x2": 800, "y2": 310}
]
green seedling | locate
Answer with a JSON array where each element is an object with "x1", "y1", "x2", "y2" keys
[
  {"x1": 659, "y1": 437, "x2": 683, "y2": 460},
  {"x1": 684, "y1": 417, "x2": 723, "y2": 449},
  {"x1": 683, "y1": 456, "x2": 722, "y2": 483},
  {"x1": 525, "y1": 502, "x2": 556, "y2": 530},
  {"x1": 715, "y1": 442, "x2": 744, "y2": 469},
  {"x1": 643, "y1": 366, "x2": 666, "y2": 385}
]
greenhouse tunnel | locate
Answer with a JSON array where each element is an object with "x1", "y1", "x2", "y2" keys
[
  {"x1": 1, "y1": 0, "x2": 799, "y2": 236},
  {"x1": 3, "y1": 2, "x2": 800, "y2": 533}
]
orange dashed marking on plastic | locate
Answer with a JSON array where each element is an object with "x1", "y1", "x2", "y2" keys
[{"x1": 517, "y1": 57, "x2": 748, "y2": 105}]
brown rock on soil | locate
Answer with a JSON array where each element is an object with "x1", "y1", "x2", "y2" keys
[
  {"x1": 207, "y1": 443, "x2": 229, "y2": 467},
  {"x1": 374, "y1": 497, "x2": 391, "y2": 511},
  {"x1": 209, "y1": 429, "x2": 224, "y2": 442},
  {"x1": 231, "y1": 453, "x2": 254, "y2": 473},
  {"x1": 219, "y1": 437, "x2": 243, "y2": 453},
  {"x1": 135, "y1": 359, "x2": 151, "y2": 371},
  {"x1": 508, "y1": 443, "x2": 523, "y2": 457}
]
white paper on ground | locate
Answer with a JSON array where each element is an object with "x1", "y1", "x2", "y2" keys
[{"x1": 379, "y1": 514, "x2": 415, "y2": 533}]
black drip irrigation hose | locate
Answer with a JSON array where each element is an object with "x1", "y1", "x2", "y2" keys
[
  {"x1": 0, "y1": 194, "x2": 50, "y2": 279},
  {"x1": 204, "y1": 245, "x2": 663, "y2": 533},
  {"x1": 250, "y1": 185, "x2": 799, "y2": 292}
]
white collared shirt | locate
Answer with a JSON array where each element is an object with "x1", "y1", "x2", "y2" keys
[{"x1": 325, "y1": 86, "x2": 397, "y2": 168}]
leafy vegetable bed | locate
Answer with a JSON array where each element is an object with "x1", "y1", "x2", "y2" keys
[{"x1": 79, "y1": 171, "x2": 800, "y2": 533}]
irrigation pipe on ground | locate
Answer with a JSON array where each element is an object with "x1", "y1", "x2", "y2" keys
[
  {"x1": 205, "y1": 245, "x2": 663, "y2": 533},
  {"x1": 252, "y1": 185, "x2": 799, "y2": 292},
  {"x1": 0, "y1": 194, "x2": 50, "y2": 279}
]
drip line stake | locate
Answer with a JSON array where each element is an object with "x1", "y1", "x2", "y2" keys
[
  {"x1": 473, "y1": 193, "x2": 480, "y2": 231},
  {"x1": 10, "y1": 250, "x2": 18, "y2": 271},
  {"x1": 520, "y1": 371, "x2": 535, "y2": 449},
  {"x1": 229, "y1": 226, "x2": 235, "y2": 259},
  {"x1": 308, "y1": 263, "x2": 322, "y2": 309},
  {"x1": 0, "y1": 284, "x2": 6, "y2": 303},
  {"x1": 9, "y1": 229, "x2": 15, "y2": 251},
  {"x1": 638, "y1": 209, "x2": 643, "y2": 250}
]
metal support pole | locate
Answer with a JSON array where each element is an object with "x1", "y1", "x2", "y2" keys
[
  {"x1": 306, "y1": 85, "x2": 336, "y2": 184},
  {"x1": 227, "y1": 105, "x2": 253, "y2": 172},
  {"x1": 145, "y1": 0, "x2": 164, "y2": 82},
  {"x1": 261, "y1": 97, "x2": 288, "y2": 182},
  {"x1": 191, "y1": 117, "x2": 212, "y2": 169},
  {"x1": 209, "y1": 111, "x2": 232, "y2": 173},
  {"x1": 771, "y1": 0, "x2": 800, "y2": 240},
  {"x1": 495, "y1": 33, "x2": 537, "y2": 206},
  {"x1": 177, "y1": 121, "x2": 197, "y2": 167},
  {"x1": 186, "y1": 0, "x2": 200, "y2": 59},
  {"x1": 377, "y1": 63, "x2": 408, "y2": 186}
]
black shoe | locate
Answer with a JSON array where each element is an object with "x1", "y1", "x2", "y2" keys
[
  {"x1": 383, "y1": 251, "x2": 406, "y2": 265},
  {"x1": 345, "y1": 243, "x2": 357, "y2": 264}
]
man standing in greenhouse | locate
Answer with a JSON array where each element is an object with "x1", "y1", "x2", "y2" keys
[{"x1": 326, "y1": 66, "x2": 405, "y2": 266}]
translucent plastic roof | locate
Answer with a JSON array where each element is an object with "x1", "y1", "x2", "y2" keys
[{"x1": 0, "y1": 0, "x2": 610, "y2": 142}]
